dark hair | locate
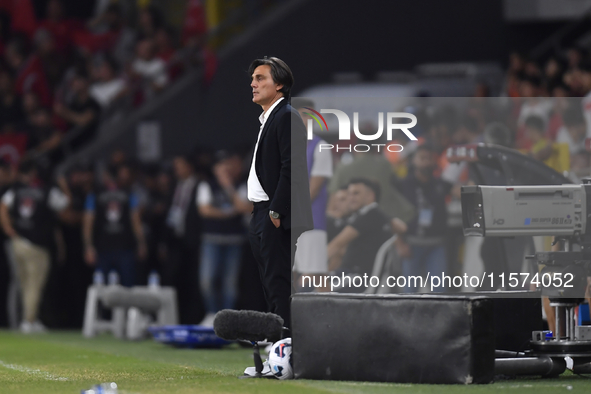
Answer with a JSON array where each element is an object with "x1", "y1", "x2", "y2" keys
[
  {"x1": 483, "y1": 122, "x2": 512, "y2": 147},
  {"x1": 347, "y1": 177, "x2": 381, "y2": 203},
  {"x1": 248, "y1": 57, "x2": 294, "y2": 97},
  {"x1": 291, "y1": 98, "x2": 314, "y2": 109},
  {"x1": 524, "y1": 115, "x2": 545, "y2": 132}
]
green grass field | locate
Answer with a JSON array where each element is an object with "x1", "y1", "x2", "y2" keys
[{"x1": 0, "y1": 330, "x2": 589, "y2": 394}]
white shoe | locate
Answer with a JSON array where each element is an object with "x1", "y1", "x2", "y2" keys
[
  {"x1": 32, "y1": 321, "x2": 47, "y2": 333},
  {"x1": 20, "y1": 321, "x2": 34, "y2": 334},
  {"x1": 243, "y1": 360, "x2": 275, "y2": 377},
  {"x1": 200, "y1": 313, "x2": 216, "y2": 327}
]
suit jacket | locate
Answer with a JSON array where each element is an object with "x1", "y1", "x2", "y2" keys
[{"x1": 252, "y1": 98, "x2": 313, "y2": 232}]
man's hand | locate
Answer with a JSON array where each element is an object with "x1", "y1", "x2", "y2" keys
[
  {"x1": 85, "y1": 245, "x2": 97, "y2": 266},
  {"x1": 269, "y1": 213, "x2": 281, "y2": 228}
]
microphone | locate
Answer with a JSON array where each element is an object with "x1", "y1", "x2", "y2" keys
[{"x1": 213, "y1": 309, "x2": 284, "y2": 343}]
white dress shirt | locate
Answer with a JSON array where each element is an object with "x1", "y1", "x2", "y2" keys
[{"x1": 247, "y1": 97, "x2": 284, "y2": 202}]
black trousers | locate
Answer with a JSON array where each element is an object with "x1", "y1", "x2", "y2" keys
[
  {"x1": 163, "y1": 237, "x2": 204, "y2": 324},
  {"x1": 248, "y1": 201, "x2": 293, "y2": 330}
]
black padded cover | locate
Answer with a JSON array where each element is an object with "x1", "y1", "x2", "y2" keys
[{"x1": 291, "y1": 293, "x2": 494, "y2": 384}]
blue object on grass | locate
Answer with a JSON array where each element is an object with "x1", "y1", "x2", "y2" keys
[{"x1": 148, "y1": 325, "x2": 231, "y2": 348}]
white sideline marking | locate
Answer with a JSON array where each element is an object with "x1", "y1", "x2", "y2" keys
[{"x1": 0, "y1": 360, "x2": 69, "y2": 381}]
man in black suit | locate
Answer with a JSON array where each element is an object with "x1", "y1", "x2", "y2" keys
[{"x1": 246, "y1": 57, "x2": 312, "y2": 331}]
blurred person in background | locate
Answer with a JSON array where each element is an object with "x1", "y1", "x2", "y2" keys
[
  {"x1": 89, "y1": 55, "x2": 127, "y2": 108},
  {"x1": 165, "y1": 155, "x2": 203, "y2": 324},
  {"x1": 442, "y1": 115, "x2": 482, "y2": 275},
  {"x1": 154, "y1": 26, "x2": 182, "y2": 81},
  {"x1": 0, "y1": 68, "x2": 24, "y2": 128},
  {"x1": 130, "y1": 38, "x2": 168, "y2": 102},
  {"x1": 426, "y1": 106, "x2": 457, "y2": 176},
  {"x1": 326, "y1": 186, "x2": 352, "y2": 243},
  {"x1": 82, "y1": 3, "x2": 136, "y2": 66},
  {"x1": 524, "y1": 115, "x2": 554, "y2": 163},
  {"x1": 33, "y1": 28, "x2": 67, "y2": 92},
  {"x1": 141, "y1": 165, "x2": 172, "y2": 282},
  {"x1": 37, "y1": 0, "x2": 80, "y2": 57},
  {"x1": 443, "y1": 115, "x2": 483, "y2": 184},
  {"x1": 569, "y1": 150, "x2": 591, "y2": 183},
  {"x1": 0, "y1": 121, "x2": 28, "y2": 167},
  {"x1": 137, "y1": 6, "x2": 165, "y2": 40},
  {"x1": 567, "y1": 47, "x2": 585, "y2": 71},
  {"x1": 53, "y1": 70, "x2": 101, "y2": 148},
  {"x1": 4, "y1": 37, "x2": 52, "y2": 107},
  {"x1": 22, "y1": 108, "x2": 63, "y2": 175},
  {"x1": 56, "y1": 162, "x2": 93, "y2": 327},
  {"x1": 577, "y1": 63, "x2": 591, "y2": 137},
  {"x1": 543, "y1": 56, "x2": 565, "y2": 94},
  {"x1": 556, "y1": 105, "x2": 587, "y2": 157},
  {"x1": 83, "y1": 161, "x2": 147, "y2": 287},
  {"x1": 197, "y1": 151, "x2": 251, "y2": 325},
  {"x1": 0, "y1": 159, "x2": 14, "y2": 327},
  {"x1": 484, "y1": 121, "x2": 513, "y2": 147},
  {"x1": 0, "y1": 160, "x2": 69, "y2": 333},
  {"x1": 504, "y1": 51, "x2": 525, "y2": 97},
  {"x1": 397, "y1": 143, "x2": 452, "y2": 293},
  {"x1": 545, "y1": 86, "x2": 570, "y2": 141},
  {"x1": 514, "y1": 75, "x2": 553, "y2": 149},
  {"x1": 20, "y1": 92, "x2": 41, "y2": 124},
  {"x1": 292, "y1": 99, "x2": 333, "y2": 290},
  {"x1": 327, "y1": 178, "x2": 406, "y2": 289},
  {"x1": 327, "y1": 127, "x2": 415, "y2": 224}
]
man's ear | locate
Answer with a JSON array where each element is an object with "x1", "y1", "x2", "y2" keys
[{"x1": 276, "y1": 84, "x2": 284, "y2": 92}]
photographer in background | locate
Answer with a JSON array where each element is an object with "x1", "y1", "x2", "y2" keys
[{"x1": 398, "y1": 143, "x2": 452, "y2": 293}]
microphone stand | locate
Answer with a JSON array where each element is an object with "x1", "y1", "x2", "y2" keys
[
  {"x1": 239, "y1": 341, "x2": 270, "y2": 379},
  {"x1": 239, "y1": 327, "x2": 290, "y2": 379}
]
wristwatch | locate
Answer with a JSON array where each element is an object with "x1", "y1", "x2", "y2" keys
[{"x1": 269, "y1": 210, "x2": 281, "y2": 219}]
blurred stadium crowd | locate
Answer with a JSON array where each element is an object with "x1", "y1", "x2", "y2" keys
[
  {"x1": 0, "y1": 0, "x2": 217, "y2": 178},
  {"x1": 2, "y1": 0, "x2": 591, "y2": 332},
  {"x1": 0, "y1": 0, "x2": 280, "y2": 331}
]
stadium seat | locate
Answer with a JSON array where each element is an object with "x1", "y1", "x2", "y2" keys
[{"x1": 82, "y1": 285, "x2": 179, "y2": 339}]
